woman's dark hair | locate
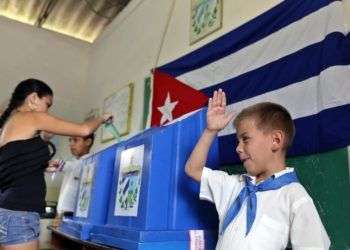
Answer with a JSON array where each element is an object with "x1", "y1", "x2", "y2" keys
[{"x1": 0, "y1": 79, "x2": 53, "y2": 128}]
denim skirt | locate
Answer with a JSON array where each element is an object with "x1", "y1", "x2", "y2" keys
[{"x1": 0, "y1": 207, "x2": 40, "y2": 245}]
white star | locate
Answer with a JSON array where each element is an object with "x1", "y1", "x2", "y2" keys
[{"x1": 157, "y1": 92, "x2": 178, "y2": 125}]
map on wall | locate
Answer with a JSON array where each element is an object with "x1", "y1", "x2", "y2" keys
[
  {"x1": 101, "y1": 83, "x2": 133, "y2": 143},
  {"x1": 76, "y1": 158, "x2": 96, "y2": 218},
  {"x1": 114, "y1": 145, "x2": 144, "y2": 217}
]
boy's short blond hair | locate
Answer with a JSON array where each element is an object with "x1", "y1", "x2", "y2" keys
[{"x1": 233, "y1": 102, "x2": 295, "y2": 149}]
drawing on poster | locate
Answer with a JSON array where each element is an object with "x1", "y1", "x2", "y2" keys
[
  {"x1": 76, "y1": 160, "x2": 95, "y2": 218},
  {"x1": 114, "y1": 145, "x2": 144, "y2": 216}
]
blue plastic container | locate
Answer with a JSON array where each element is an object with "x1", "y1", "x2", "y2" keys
[
  {"x1": 90, "y1": 109, "x2": 219, "y2": 249},
  {"x1": 59, "y1": 144, "x2": 118, "y2": 240}
]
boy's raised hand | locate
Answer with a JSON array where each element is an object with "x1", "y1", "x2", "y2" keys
[
  {"x1": 207, "y1": 89, "x2": 234, "y2": 132},
  {"x1": 185, "y1": 89, "x2": 233, "y2": 182}
]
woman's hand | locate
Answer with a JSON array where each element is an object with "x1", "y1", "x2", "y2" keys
[
  {"x1": 46, "y1": 159, "x2": 65, "y2": 172},
  {"x1": 102, "y1": 113, "x2": 113, "y2": 123}
]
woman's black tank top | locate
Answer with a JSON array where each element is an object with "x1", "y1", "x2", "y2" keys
[{"x1": 0, "y1": 136, "x2": 52, "y2": 214}]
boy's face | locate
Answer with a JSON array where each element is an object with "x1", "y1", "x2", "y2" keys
[
  {"x1": 235, "y1": 117, "x2": 275, "y2": 177},
  {"x1": 69, "y1": 136, "x2": 91, "y2": 159}
]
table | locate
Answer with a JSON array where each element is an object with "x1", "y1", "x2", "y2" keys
[{"x1": 48, "y1": 226, "x2": 119, "y2": 250}]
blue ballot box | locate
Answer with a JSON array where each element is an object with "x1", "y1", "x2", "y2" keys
[
  {"x1": 90, "y1": 109, "x2": 219, "y2": 250},
  {"x1": 59, "y1": 144, "x2": 118, "y2": 240}
]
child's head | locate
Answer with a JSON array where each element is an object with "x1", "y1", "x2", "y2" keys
[
  {"x1": 233, "y1": 102, "x2": 295, "y2": 178},
  {"x1": 69, "y1": 134, "x2": 95, "y2": 158},
  {"x1": 0, "y1": 79, "x2": 53, "y2": 128}
]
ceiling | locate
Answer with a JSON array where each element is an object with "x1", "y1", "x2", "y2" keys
[{"x1": 0, "y1": 0, "x2": 131, "y2": 43}]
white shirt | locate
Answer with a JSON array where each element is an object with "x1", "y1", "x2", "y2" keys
[
  {"x1": 56, "y1": 157, "x2": 85, "y2": 214},
  {"x1": 200, "y1": 167, "x2": 330, "y2": 250}
]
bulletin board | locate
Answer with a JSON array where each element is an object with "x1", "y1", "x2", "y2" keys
[{"x1": 101, "y1": 83, "x2": 133, "y2": 143}]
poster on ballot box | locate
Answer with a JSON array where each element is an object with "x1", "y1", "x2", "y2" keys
[{"x1": 114, "y1": 145, "x2": 144, "y2": 216}]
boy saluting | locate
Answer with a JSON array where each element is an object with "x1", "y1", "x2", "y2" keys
[{"x1": 185, "y1": 89, "x2": 330, "y2": 250}]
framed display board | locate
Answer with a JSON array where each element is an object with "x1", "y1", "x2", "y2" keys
[
  {"x1": 101, "y1": 83, "x2": 133, "y2": 143},
  {"x1": 190, "y1": 0, "x2": 222, "y2": 44}
]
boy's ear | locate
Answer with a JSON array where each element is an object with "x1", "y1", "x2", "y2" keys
[
  {"x1": 271, "y1": 130, "x2": 283, "y2": 151},
  {"x1": 84, "y1": 138, "x2": 93, "y2": 148}
]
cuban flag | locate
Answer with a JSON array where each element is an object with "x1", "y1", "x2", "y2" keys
[{"x1": 151, "y1": 0, "x2": 350, "y2": 165}]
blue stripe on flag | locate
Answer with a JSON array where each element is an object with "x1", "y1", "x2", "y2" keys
[
  {"x1": 158, "y1": 0, "x2": 338, "y2": 77},
  {"x1": 201, "y1": 32, "x2": 350, "y2": 104},
  {"x1": 219, "y1": 104, "x2": 350, "y2": 165}
]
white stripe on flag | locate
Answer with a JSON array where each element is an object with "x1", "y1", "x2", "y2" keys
[
  {"x1": 178, "y1": 1, "x2": 348, "y2": 90},
  {"x1": 219, "y1": 65, "x2": 350, "y2": 136}
]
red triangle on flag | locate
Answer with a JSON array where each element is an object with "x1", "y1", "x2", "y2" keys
[{"x1": 151, "y1": 69, "x2": 209, "y2": 126}]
